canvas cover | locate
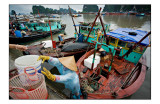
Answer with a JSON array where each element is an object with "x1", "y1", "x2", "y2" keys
[
  {"x1": 61, "y1": 42, "x2": 89, "y2": 52},
  {"x1": 107, "y1": 28, "x2": 149, "y2": 46}
]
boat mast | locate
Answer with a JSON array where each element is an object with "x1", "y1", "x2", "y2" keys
[{"x1": 132, "y1": 5, "x2": 137, "y2": 12}]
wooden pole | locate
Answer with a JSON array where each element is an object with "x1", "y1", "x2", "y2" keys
[
  {"x1": 85, "y1": 8, "x2": 102, "y2": 42},
  {"x1": 68, "y1": 5, "x2": 78, "y2": 35},
  {"x1": 98, "y1": 15, "x2": 109, "y2": 45},
  {"x1": 122, "y1": 31, "x2": 151, "y2": 58}
]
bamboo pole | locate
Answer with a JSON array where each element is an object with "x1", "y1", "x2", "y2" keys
[{"x1": 68, "y1": 5, "x2": 78, "y2": 35}]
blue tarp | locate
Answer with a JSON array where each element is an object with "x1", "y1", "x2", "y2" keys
[{"x1": 107, "y1": 28, "x2": 149, "y2": 46}]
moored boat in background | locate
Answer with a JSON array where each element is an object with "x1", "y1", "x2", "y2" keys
[
  {"x1": 136, "y1": 13, "x2": 145, "y2": 16},
  {"x1": 9, "y1": 24, "x2": 66, "y2": 44}
]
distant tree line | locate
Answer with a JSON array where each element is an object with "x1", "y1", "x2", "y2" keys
[
  {"x1": 30, "y1": 5, "x2": 77, "y2": 15},
  {"x1": 103, "y1": 5, "x2": 151, "y2": 13},
  {"x1": 82, "y1": 5, "x2": 151, "y2": 13}
]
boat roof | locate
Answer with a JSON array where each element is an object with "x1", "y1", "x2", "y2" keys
[
  {"x1": 74, "y1": 24, "x2": 106, "y2": 29},
  {"x1": 107, "y1": 28, "x2": 149, "y2": 46},
  {"x1": 74, "y1": 25, "x2": 96, "y2": 29}
]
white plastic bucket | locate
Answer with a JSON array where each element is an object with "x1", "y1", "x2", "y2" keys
[{"x1": 15, "y1": 55, "x2": 42, "y2": 74}]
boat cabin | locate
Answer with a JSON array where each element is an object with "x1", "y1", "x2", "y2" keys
[
  {"x1": 104, "y1": 28, "x2": 149, "y2": 63},
  {"x1": 75, "y1": 25, "x2": 149, "y2": 63},
  {"x1": 19, "y1": 20, "x2": 62, "y2": 32}
]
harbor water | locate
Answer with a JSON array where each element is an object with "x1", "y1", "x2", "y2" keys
[{"x1": 9, "y1": 14, "x2": 151, "y2": 99}]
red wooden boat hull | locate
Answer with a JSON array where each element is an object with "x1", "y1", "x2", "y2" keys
[
  {"x1": 106, "y1": 12, "x2": 127, "y2": 15},
  {"x1": 77, "y1": 49, "x2": 147, "y2": 99}
]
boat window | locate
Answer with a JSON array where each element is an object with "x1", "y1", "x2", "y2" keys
[
  {"x1": 126, "y1": 43, "x2": 134, "y2": 48},
  {"x1": 88, "y1": 28, "x2": 91, "y2": 32},
  {"x1": 118, "y1": 40, "x2": 126, "y2": 47},
  {"x1": 110, "y1": 37, "x2": 116, "y2": 44},
  {"x1": 81, "y1": 27, "x2": 88, "y2": 31}
]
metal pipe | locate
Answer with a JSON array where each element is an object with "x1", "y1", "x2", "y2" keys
[{"x1": 121, "y1": 64, "x2": 140, "y2": 89}]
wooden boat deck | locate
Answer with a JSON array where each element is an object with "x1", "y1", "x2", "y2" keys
[{"x1": 77, "y1": 49, "x2": 141, "y2": 98}]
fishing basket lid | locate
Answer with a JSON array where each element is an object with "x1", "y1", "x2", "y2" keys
[{"x1": 58, "y1": 56, "x2": 78, "y2": 71}]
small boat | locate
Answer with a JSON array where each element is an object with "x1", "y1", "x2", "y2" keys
[
  {"x1": 136, "y1": 13, "x2": 145, "y2": 16},
  {"x1": 72, "y1": 14, "x2": 82, "y2": 17},
  {"x1": 19, "y1": 20, "x2": 64, "y2": 32},
  {"x1": 9, "y1": 24, "x2": 66, "y2": 44},
  {"x1": 22, "y1": 37, "x2": 97, "y2": 61},
  {"x1": 76, "y1": 28, "x2": 150, "y2": 99},
  {"x1": 78, "y1": 23, "x2": 111, "y2": 42}
]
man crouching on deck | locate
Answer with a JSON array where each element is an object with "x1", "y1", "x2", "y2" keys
[{"x1": 37, "y1": 55, "x2": 81, "y2": 99}]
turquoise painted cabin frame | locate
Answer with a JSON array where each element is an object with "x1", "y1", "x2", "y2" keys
[{"x1": 19, "y1": 21, "x2": 62, "y2": 32}]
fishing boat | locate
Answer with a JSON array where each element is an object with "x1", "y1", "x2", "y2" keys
[
  {"x1": 9, "y1": 22, "x2": 66, "y2": 44},
  {"x1": 76, "y1": 28, "x2": 150, "y2": 99}
]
